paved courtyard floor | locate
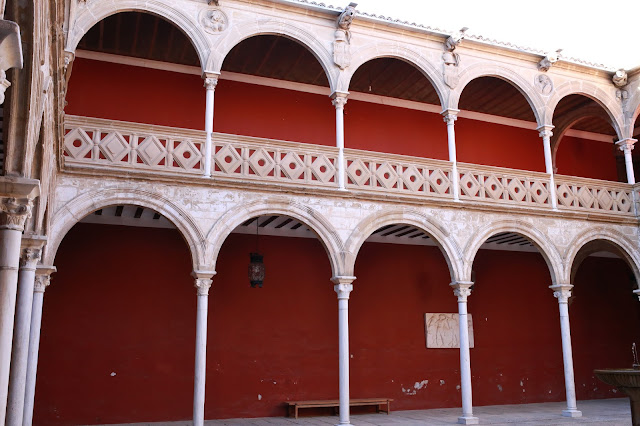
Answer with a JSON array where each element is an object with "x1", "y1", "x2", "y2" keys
[{"x1": 100, "y1": 398, "x2": 632, "y2": 425}]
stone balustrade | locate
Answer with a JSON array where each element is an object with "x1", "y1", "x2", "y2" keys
[{"x1": 63, "y1": 115, "x2": 639, "y2": 220}]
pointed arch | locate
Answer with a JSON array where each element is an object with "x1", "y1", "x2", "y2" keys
[
  {"x1": 45, "y1": 188, "x2": 207, "y2": 270},
  {"x1": 344, "y1": 209, "x2": 463, "y2": 281},
  {"x1": 563, "y1": 227, "x2": 640, "y2": 285},
  {"x1": 205, "y1": 199, "x2": 345, "y2": 277},
  {"x1": 449, "y1": 63, "x2": 545, "y2": 125},
  {"x1": 337, "y1": 43, "x2": 447, "y2": 107},
  {"x1": 66, "y1": 0, "x2": 210, "y2": 72},
  {"x1": 463, "y1": 220, "x2": 562, "y2": 285},
  {"x1": 210, "y1": 19, "x2": 337, "y2": 91},
  {"x1": 546, "y1": 81, "x2": 623, "y2": 139}
]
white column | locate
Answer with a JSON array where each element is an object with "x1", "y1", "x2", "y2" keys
[
  {"x1": 616, "y1": 138, "x2": 636, "y2": 185},
  {"x1": 193, "y1": 270, "x2": 215, "y2": 426},
  {"x1": 0, "y1": 193, "x2": 35, "y2": 426},
  {"x1": 550, "y1": 284, "x2": 581, "y2": 418},
  {"x1": 6, "y1": 241, "x2": 43, "y2": 426},
  {"x1": 331, "y1": 92, "x2": 349, "y2": 190},
  {"x1": 537, "y1": 125, "x2": 558, "y2": 209},
  {"x1": 22, "y1": 266, "x2": 54, "y2": 426},
  {"x1": 332, "y1": 276, "x2": 355, "y2": 426},
  {"x1": 202, "y1": 73, "x2": 219, "y2": 178},
  {"x1": 450, "y1": 281, "x2": 478, "y2": 425},
  {"x1": 442, "y1": 109, "x2": 460, "y2": 201}
]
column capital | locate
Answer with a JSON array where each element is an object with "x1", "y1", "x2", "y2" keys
[
  {"x1": 331, "y1": 91, "x2": 349, "y2": 109},
  {"x1": 441, "y1": 108, "x2": 459, "y2": 124},
  {"x1": 0, "y1": 197, "x2": 33, "y2": 231},
  {"x1": 192, "y1": 270, "x2": 216, "y2": 296},
  {"x1": 450, "y1": 281, "x2": 474, "y2": 302},
  {"x1": 332, "y1": 276, "x2": 355, "y2": 299},
  {"x1": 616, "y1": 138, "x2": 637, "y2": 152},
  {"x1": 550, "y1": 284, "x2": 573, "y2": 303},
  {"x1": 19, "y1": 247, "x2": 41, "y2": 270},
  {"x1": 34, "y1": 266, "x2": 56, "y2": 293},
  {"x1": 536, "y1": 124, "x2": 555, "y2": 139},
  {"x1": 633, "y1": 289, "x2": 640, "y2": 302},
  {"x1": 202, "y1": 72, "x2": 220, "y2": 90}
]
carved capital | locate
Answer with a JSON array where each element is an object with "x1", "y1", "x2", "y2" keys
[
  {"x1": 616, "y1": 138, "x2": 636, "y2": 153},
  {"x1": 192, "y1": 270, "x2": 216, "y2": 296},
  {"x1": 34, "y1": 266, "x2": 56, "y2": 293},
  {"x1": 441, "y1": 109, "x2": 459, "y2": 125},
  {"x1": 332, "y1": 275, "x2": 355, "y2": 299},
  {"x1": 450, "y1": 281, "x2": 473, "y2": 302},
  {"x1": 19, "y1": 247, "x2": 42, "y2": 269},
  {"x1": 550, "y1": 284, "x2": 573, "y2": 304},
  {"x1": 537, "y1": 125, "x2": 554, "y2": 140},
  {"x1": 331, "y1": 92, "x2": 348, "y2": 109},
  {"x1": 203, "y1": 73, "x2": 219, "y2": 90},
  {"x1": 0, "y1": 197, "x2": 33, "y2": 230}
]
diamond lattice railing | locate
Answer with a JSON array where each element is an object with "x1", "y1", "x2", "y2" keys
[{"x1": 555, "y1": 175, "x2": 635, "y2": 214}]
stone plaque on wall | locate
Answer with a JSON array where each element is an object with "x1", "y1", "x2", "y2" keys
[{"x1": 424, "y1": 313, "x2": 474, "y2": 349}]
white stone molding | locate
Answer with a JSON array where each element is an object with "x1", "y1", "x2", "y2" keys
[
  {"x1": 462, "y1": 219, "x2": 563, "y2": 284},
  {"x1": 205, "y1": 198, "x2": 345, "y2": 276},
  {"x1": 210, "y1": 18, "x2": 338, "y2": 91},
  {"x1": 343, "y1": 208, "x2": 463, "y2": 280},
  {"x1": 44, "y1": 187, "x2": 207, "y2": 269},
  {"x1": 65, "y1": 0, "x2": 211, "y2": 73},
  {"x1": 448, "y1": 63, "x2": 545, "y2": 126},
  {"x1": 546, "y1": 80, "x2": 623, "y2": 139},
  {"x1": 561, "y1": 226, "x2": 640, "y2": 285},
  {"x1": 337, "y1": 42, "x2": 446, "y2": 106}
]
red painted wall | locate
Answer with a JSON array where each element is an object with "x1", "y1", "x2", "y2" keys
[
  {"x1": 556, "y1": 135, "x2": 619, "y2": 182},
  {"x1": 66, "y1": 59, "x2": 617, "y2": 179},
  {"x1": 36, "y1": 225, "x2": 639, "y2": 424}
]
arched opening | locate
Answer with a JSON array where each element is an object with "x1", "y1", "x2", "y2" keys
[
  {"x1": 35, "y1": 205, "x2": 196, "y2": 425},
  {"x1": 569, "y1": 240, "x2": 640, "y2": 401},
  {"x1": 457, "y1": 77, "x2": 543, "y2": 171},
  {"x1": 467, "y1": 231, "x2": 566, "y2": 406},
  {"x1": 552, "y1": 95, "x2": 620, "y2": 181},
  {"x1": 66, "y1": 11, "x2": 204, "y2": 129},
  {"x1": 344, "y1": 58, "x2": 447, "y2": 159},
  {"x1": 349, "y1": 223, "x2": 459, "y2": 411},
  {"x1": 206, "y1": 214, "x2": 336, "y2": 418},
  {"x1": 217, "y1": 35, "x2": 334, "y2": 146}
]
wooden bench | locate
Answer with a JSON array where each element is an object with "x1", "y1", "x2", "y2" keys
[{"x1": 286, "y1": 398, "x2": 393, "y2": 419}]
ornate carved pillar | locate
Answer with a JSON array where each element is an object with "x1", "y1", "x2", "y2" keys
[
  {"x1": 450, "y1": 281, "x2": 478, "y2": 424},
  {"x1": 21, "y1": 265, "x2": 54, "y2": 426},
  {"x1": 616, "y1": 138, "x2": 636, "y2": 185},
  {"x1": 6, "y1": 236, "x2": 44, "y2": 426},
  {"x1": 0, "y1": 179, "x2": 38, "y2": 426},
  {"x1": 193, "y1": 270, "x2": 215, "y2": 426},
  {"x1": 550, "y1": 284, "x2": 582, "y2": 417},
  {"x1": 203, "y1": 73, "x2": 219, "y2": 178},
  {"x1": 537, "y1": 125, "x2": 558, "y2": 209},
  {"x1": 332, "y1": 275, "x2": 355, "y2": 426},
  {"x1": 442, "y1": 109, "x2": 460, "y2": 201},
  {"x1": 332, "y1": 92, "x2": 349, "y2": 190}
]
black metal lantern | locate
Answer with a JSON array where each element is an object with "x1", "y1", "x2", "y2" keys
[{"x1": 248, "y1": 252, "x2": 265, "y2": 288}]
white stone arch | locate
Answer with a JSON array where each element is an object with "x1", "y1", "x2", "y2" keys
[
  {"x1": 463, "y1": 220, "x2": 563, "y2": 285},
  {"x1": 210, "y1": 19, "x2": 337, "y2": 91},
  {"x1": 627, "y1": 92, "x2": 640, "y2": 139},
  {"x1": 44, "y1": 188, "x2": 207, "y2": 271},
  {"x1": 66, "y1": 0, "x2": 210, "y2": 72},
  {"x1": 449, "y1": 63, "x2": 545, "y2": 125},
  {"x1": 546, "y1": 81, "x2": 623, "y2": 139},
  {"x1": 343, "y1": 209, "x2": 464, "y2": 281},
  {"x1": 336, "y1": 43, "x2": 447, "y2": 107},
  {"x1": 563, "y1": 227, "x2": 640, "y2": 286},
  {"x1": 205, "y1": 199, "x2": 345, "y2": 277}
]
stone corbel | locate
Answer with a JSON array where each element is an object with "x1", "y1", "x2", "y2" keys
[
  {"x1": 538, "y1": 49, "x2": 562, "y2": 72},
  {"x1": 0, "y1": 19, "x2": 23, "y2": 104}
]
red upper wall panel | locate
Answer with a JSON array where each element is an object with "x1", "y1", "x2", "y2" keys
[{"x1": 66, "y1": 58, "x2": 619, "y2": 179}]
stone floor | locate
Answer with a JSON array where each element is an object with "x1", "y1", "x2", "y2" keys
[{"x1": 99, "y1": 398, "x2": 632, "y2": 425}]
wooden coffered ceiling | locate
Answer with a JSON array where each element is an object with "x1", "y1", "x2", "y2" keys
[{"x1": 77, "y1": 12, "x2": 616, "y2": 136}]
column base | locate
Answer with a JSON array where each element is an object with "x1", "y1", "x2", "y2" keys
[
  {"x1": 458, "y1": 415, "x2": 479, "y2": 424},
  {"x1": 562, "y1": 409, "x2": 582, "y2": 417},
  {"x1": 335, "y1": 423, "x2": 353, "y2": 426}
]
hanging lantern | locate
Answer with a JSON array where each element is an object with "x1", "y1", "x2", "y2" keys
[{"x1": 248, "y1": 252, "x2": 265, "y2": 288}]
